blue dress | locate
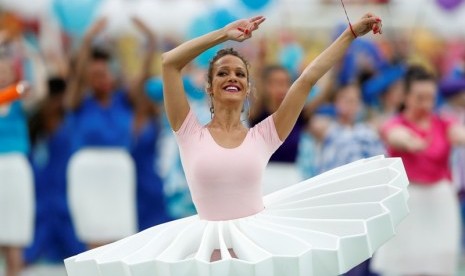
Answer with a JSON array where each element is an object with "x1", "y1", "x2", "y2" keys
[
  {"x1": 25, "y1": 122, "x2": 85, "y2": 263},
  {"x1": 131, "y1": 120, "x2": 171, "y2": 231},
  {"x1": 67, "y1": 90, "x2": 133, "y2": 151}
]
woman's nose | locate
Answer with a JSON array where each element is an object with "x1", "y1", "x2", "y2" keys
[{"x1": 227, "y1": 76, "x2": 238, "y2": 82}]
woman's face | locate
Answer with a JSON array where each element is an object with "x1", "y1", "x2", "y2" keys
[
  {"x1": 265, "y1": 69, "x2": 291, "y2": 105},
  {"x1": 209, "y1": 55, "x2": 249, "y2": 106},
  {"x1": 335, "y1": 84, "x2": 361, "y2": 122},
  {"x1": 405, "y1": 80, "x2": 437, "y2": 117},
  {"x1": 87, "y1": 60, "x2": 114, "y2": 96}
]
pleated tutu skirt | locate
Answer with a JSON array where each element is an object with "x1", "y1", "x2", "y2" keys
[
  {"x1": 0, "y1": 153, "x2": 34, "y2": 246},
  {"x1": 65, "y1": 156, "x2": 409, "y2": 276},
  {"x1": 371, "y1": 180, "x2": 461, "y2": 275},
  {"x1": 68, "y1": 148, "x2": 137, "y2": 243},
  {"x1": 262, "y1": 162, "x2": 303, "y2": 195}
]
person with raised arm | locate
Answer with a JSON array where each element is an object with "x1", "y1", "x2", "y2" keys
[
  {"x1": 65, "y1": 17, "x2": 168, "y2": 250},
  {"x1": 372, "y1": 66, "x2": 465, "y2": 276},
  {"x1": 66, "y1": 14, "x2": 411, "y2": 276}
]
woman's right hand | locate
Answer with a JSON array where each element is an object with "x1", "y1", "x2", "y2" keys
[{"x1": 223, "y1": 16, "x2": 266, "y2": 42}]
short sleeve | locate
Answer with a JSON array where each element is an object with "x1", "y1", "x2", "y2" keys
[
  {"x1": 174, "y1": 109, "x2": 202, "y2": 141},
  {"x1": 251, "y1": 115, "x2": 283, "y2": 154}
]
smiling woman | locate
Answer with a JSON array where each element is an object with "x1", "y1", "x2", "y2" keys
[
  {"x1": 65, "y1": 13, "x2": 410, "y2": 276},
  {"x1": 206, "y1": 48, "x2": 251, "y2": 119}
]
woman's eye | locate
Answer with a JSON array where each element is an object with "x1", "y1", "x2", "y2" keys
[
  {"x1": 236, "y1": 72, "x2": 246, "y2": 77},
  {"x1": 217, "y1": 72, "x2": 227, "y2": 76}
]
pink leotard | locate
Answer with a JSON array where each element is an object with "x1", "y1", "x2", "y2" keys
[{"x1": 174, "y1": 110, "x2": 282, "y2": 221}]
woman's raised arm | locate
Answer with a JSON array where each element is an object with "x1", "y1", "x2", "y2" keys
[{"x1": 272, "y1": 13, "x2": 382, "y2": 141}]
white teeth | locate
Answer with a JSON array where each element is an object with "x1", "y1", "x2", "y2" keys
[{"x1": 225, "y1": 86, "x2": 239, "y2": 92}]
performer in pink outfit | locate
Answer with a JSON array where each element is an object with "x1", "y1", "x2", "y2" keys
[
  {"x1": 372, "y1": 66, "x2": 465, "y2": 276},
  {"x1": 175, "y1": 106, "x2": 282, "y2": 221},
  {"x1": 65, "y1": 14, "x2": 411, "y2": 276}
]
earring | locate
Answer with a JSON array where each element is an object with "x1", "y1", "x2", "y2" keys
[
  {"x1": 209, "y1": 94, "x2": 214, "y2": 119},
  {"x1": 246, "y1": 95, "x2": 251, "y2": 119}
]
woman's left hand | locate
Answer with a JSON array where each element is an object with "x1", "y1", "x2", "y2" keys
[
  {"x1": 223, "y1": 16, "x2": 266, "y2": 42},
  {"x1": 351, "y1": 13, "x2": 383, "y2": 37}
]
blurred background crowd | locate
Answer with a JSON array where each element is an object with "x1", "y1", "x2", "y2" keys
[{"x1": 1, "y1": 0, "x2": 465, "y2": 275}]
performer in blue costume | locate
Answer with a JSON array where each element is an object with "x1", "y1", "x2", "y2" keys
[
  {"x1": 26, "y1": 78, "x2": 85, "y2": 264},
  {"x1": 65, "y1": 17, "x2": 170, "y2": 248}
]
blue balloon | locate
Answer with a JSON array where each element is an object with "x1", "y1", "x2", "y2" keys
[
  {"x1": 279, "y1": 43, "x2": 304, "y2": 79},
  {"x1": 187, "y1": 16, "x2": 218, "y2": 69},
  {"x1": 239, "y1": 0, "x2": 271, "y2": 10},
  {"x1": 52, "y1": 0, "x2": 102, "y2": 36},
  {"x1": 211, "y1": 8, "x2": 238, "y2": 29},
  {"x1": 187, "y1": 8, "x2": 238, "y2": 69},
  {"x1": 183, "y1": 76, "x2": 205, "y2": 101},
  {"x1": 145, "y1": 77, "x2": 164, "y2": 103}
]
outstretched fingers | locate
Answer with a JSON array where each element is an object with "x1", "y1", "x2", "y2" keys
[
  {"x1": 249, "y1": 15, "x2": 265, "y2": 22},
  {"x1": 248, "y1": 16, "x2": 266, "y2": 31}
]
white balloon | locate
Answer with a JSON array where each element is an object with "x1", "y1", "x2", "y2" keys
[
  {"x1": 95, "y1": 0, "x2": 136, "y2": 37},
  {"x1": 0, "y1": 0, "x2": 51, "y2": 19},
  {"x1": 132, "y1": 0, "x2": 208, "y2": 36},
  {"x1": 90, "y1": 0, "x2": 207, "y2": 38}
]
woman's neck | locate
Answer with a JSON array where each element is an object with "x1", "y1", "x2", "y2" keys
[
  {"x1": 403, "y1": 109, "x2": 431, "y2": 128},
  {"x1": 210, "y1": 107, "x2": 244, "y2": 131},
  {"x1": 95, "y1": 92, "x2": 112, "y2": 107}
]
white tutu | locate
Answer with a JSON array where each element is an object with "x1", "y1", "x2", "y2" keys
[
  {"x1": 68, "y1": 148, "x2": 137, "y2": 243},
  {"x1": 262, "y1": 162, "x2": 302, "y2": 195},
  {"x1": 0, "y1": 153, "x2": 34, "y2": 246},
  {"x1": 65, "y1": 156, "x2": 409, "y2": 276}
]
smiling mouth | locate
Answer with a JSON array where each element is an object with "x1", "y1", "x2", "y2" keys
[{"x1": 223, "y1": 85, "x2": 241, "y2": 93}]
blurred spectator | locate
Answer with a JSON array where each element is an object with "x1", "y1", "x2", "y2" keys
[
  {"x1": 0, "y1": 50, "x2": 44, "y2": 276},
  {"x1": 65, "y1": 17, "x2": 169, "y2": 248},
  {"x1": 25, "y1": 77, "x2": 85, "y2": 265},
  {"x1": 372, "y1": 66, "x2": 465, "y2": 276},
  {"x1": 362, "y1": 64, "x2": 406, "y2": 131},
  {"x1": 65, "y1": 18, "x2": 136, "y2": 249},
  {"x1": 312, "y1": 83, "x2": 385, "y2": 174}
]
